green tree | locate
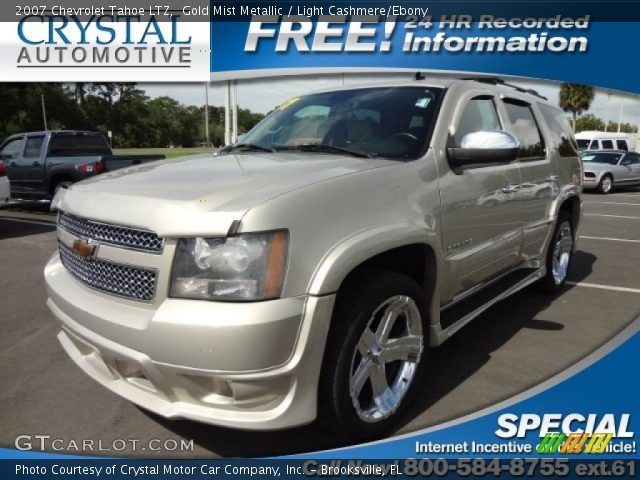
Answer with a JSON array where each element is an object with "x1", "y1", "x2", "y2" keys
[
  {"x1": 575, "y1": 114, "x2": 605, "y2": 132},
  {"x1": 559, "y1": 83, "x2": 595, "y2": 132}
]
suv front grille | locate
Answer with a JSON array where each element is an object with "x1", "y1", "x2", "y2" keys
[
  {"x1": 58, "y1": 212, "x2": 164, "y2": 253},
  {"x1": 58, "y1": 242, "x2": 157, "y2": 302}
]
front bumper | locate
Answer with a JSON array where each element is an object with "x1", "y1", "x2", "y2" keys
[{"x1": 45, "y1": 254, "x2": 335, "y2": 430}]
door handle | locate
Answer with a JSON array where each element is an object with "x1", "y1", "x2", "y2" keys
[
  {"x1": 501, "y1": 184, "x2": 520, "y2": 194},
  {"x1": 32, "y1": 161, "x2": 41, "y2": 167},
  {"x1": 546, "y1": 175, "x2": 559, "y2": 182}
]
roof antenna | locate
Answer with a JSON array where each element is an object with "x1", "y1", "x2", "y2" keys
[{"x1": 415, "y1": 72, "x2": 426, "y2": 81}]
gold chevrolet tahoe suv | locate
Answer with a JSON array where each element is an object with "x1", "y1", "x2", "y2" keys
[{"x1": 45, "y1": 78, "x2": 583, "y2": 440}]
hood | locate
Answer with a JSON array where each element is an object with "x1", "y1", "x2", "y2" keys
[{"x1": 55, "y1": 152, "x2": 383, "y2": 236}]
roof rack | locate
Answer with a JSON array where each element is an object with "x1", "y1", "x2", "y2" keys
[{"x1": 461, "y1": 76, "x2": 548, "y2": 101}]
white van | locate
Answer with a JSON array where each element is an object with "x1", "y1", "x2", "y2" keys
[{"x1": 575, "y1": 131, "x2": 637, "y2": 152}]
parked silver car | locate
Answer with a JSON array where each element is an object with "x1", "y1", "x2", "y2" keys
[
  {"x1": 581, "y1": 150, "x2": 640, "y2": 193},
  {"x1": 45, "y1": 78, "x2": 582, "y2": 440}
]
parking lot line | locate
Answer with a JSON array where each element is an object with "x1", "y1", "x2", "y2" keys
[
  {"x1": 566, "y1": 281, "x2": 640, "y2": 295},
  {"x1": 584, "y1": 213, "x2": 640, "y2": 220},
  {"x1": 584, "y1": 201, "x2": 640, "y2": 206},
  {"x1": 579, "y1": 235, "x2": 640, "y2": 244},
  {"x1": 0, "y1": 217, "x2": 55, "y2": 227}
]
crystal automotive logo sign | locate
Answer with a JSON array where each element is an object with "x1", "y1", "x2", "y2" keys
[
  {"x1": 5, "y1": 10, "x2": 210, "y2": 81},
  {"x1": 496, "y1": 413, "x2": 636, "y2": 455}
]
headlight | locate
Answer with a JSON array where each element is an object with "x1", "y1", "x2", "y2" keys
[{"x1": 170, "y1": 231, "x2": 288, "y2": 301}]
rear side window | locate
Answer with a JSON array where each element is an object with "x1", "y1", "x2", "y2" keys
[
  {"x1": 49, "y1": 134, "x2": 111, "y2": 157},
  {"x1": 601, "y1": 140, "x2": 614, "y2": 149},
  {"x1": 616, "y1": 140, "x2": 628, "y2": 151},
  {"x1": 453, "y1": 96, "x2": 502, "y2": 146},
  {"x1": 503, "y1": 100, "x2": 545, "y2": 159},
  {"x1": 539, "y1": 104, "x2": 579, "y2": 158},
  {"x1": 24, "y1": 136, "x2": 45, "y2": 158}
]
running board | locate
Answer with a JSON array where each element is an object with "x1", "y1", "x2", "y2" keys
[{"x1": 440, "y1": 267, "x2": 545, "y2": 337}]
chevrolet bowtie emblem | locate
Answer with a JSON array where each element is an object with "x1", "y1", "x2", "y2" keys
[{"x1": 73, "y1": 239, "x2": 98, "y2": 259}]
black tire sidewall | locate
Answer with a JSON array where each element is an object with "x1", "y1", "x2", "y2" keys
[
  {"x1": 542, "y1": 211, "x2": 574, "y2": 293},
  {"x1": 324, "y1": 270, "x2": 429, "y2": 440}
]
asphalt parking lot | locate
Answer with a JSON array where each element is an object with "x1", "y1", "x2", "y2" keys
[{"x1": 1, "y1": 191, "x2": 639, "y2": 458}]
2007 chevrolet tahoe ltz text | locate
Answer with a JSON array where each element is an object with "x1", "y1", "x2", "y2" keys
[{"x1": 45, "y1": 78, "x2": 583, "y2": 440}]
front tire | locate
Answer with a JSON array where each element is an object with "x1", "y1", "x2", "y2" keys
[
  {"x1": 318, "y1": 268, "x2": 429, "y2": 441},
  {"x1": 597, "y1": 174, "x2": 613, "y2": 194},
  {"x1": 536, "y1": 211, "x2": 574, "y2": 293}
]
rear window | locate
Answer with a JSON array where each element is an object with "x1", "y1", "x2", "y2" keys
[
  {"x1": 581, "y1": 152, "x2": 622, "y2": 165},
  {"x1": 601, "y1": 140, "x2": 614, "y2": 149},
  {"x1": 616, "y1": 140, "x2": 628, "y2": 151},
  {"x1": 49, "y1": 133, "x2": 111, "y2": 157}
]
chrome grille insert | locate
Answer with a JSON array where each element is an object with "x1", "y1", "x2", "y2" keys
[
  {"x1": 58, "y1": 212, "x2": 164, "y2": 253},
  {"x1": 58, "y1": 242, "x2": 157, "y2": 302}
]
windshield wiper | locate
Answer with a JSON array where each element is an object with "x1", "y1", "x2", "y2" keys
[
  {"x1": 219, "y1": 143, "x2": 275, "y2": 154},
  {"x1": 273, "y1": 143, "x2": 374, "y2": 158}
]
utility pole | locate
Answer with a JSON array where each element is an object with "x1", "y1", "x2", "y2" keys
[
  {"x1": 204, "y1": 82, "x2": 210, "y2": 148},
  {"x1": 617, "y1": 97, "x2": 625, "y2": 133},
  {"x1": 41, "y1": 94, "x2": 48, "y2": 131},
  {"x1": 224, "y1": 80, "x2": 231, "y2": 146},
  {"x1": 231, "y1": 80, "x2": 238, "y2": 143}
]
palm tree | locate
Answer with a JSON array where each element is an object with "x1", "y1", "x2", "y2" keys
[{"x1": 559, "y1": 83, "x2": 595, "y2": 132}]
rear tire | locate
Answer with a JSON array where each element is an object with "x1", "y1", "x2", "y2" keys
[
  {"x1": 536, "y1": 211, "x2": 574, "y2": 293},
  {"x1": 597, "y1": 174, "x2": 613, "y2": 194},
  {"x1": 318, "y1": 267, "x2": 429, "y2": 441}
]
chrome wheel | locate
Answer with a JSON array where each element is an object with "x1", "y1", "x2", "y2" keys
[
  {"x1": 349, "y1": 295, "x2": 424, "y2": 423},
  {"x1": 552, "y1": 221, "x2": 573, "y2": 285},
  {"x1": 601, "y1": 176, "x2": 612, "y2": 193}
]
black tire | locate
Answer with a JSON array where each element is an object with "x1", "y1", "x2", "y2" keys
[
  {"x1": 318, "y1": 267, "x2": 429, "y2": 441},
  {"x1": 597, "y1": 174, "x2": 613, "y2": 194},
  {"x1": 535, "y1": 211, "x2": 574, "y2": 293}
]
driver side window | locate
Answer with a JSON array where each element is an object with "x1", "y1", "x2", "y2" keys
[{"x1": 454, "y1": 96, "x2": 502, "y2": 146}]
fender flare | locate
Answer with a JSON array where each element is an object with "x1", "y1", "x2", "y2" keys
[{"x1": 306, "y1": 221, "x2": 441, "y2": 297}]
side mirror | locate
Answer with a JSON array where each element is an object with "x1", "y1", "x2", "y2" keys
[
  {"x1": 621, "y1": 158, "x2": 631, "y2": 166},
  {"x1": 447, "y1": 131, "x2": 520, "y2": 167}
]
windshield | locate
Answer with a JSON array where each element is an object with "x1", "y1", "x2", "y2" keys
[
  {"x1": 576, "y1": 139, "x2": 590, "y2": 150},
  {"x1": 581, "y1": 152, "x2": 622, "y2": 165},
  {"x1": 237, "y1": 87, "x2": 443, "y2": 160}
]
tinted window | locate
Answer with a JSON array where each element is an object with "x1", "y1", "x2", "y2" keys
[
  {"x1": 576, "y1": 139, "x2": 590, "y2": 150},
  {"x1": 454, "y1": 96, "x2": 502, "y2": 146},
  {"x1": 625, "y1": 153, "x2": 640, "y2": 164},
  {"x1": 240, "y1": 87, "x2": 443, "y2": 160},
  {"x1": 601, "y1": 140, "x2": 614, "y2": 149},
  {"x1": 616, "y1": 140, "x2": 628, "y2": 151},
  {"x1": 539, "y1": 104, "x2": 579, "y2": 158},
  {"x1": 24, "y1": 136, "x2": 45, "y2": 158},
  {"x1": 504, "y1": 100, "x2": 545, "y2": 159},
  {"x1": 0, "y1": 137, "x2": 23, "y2": 160},
  {"x1": 581, "y1": 152, "x2": 622, "y2": 165},
  {"x1": 49, "y1": 133, "x2": 111, "y2": 157},
  {"x1": 589, "y1": 140, "x2": 599, "y2": 150}
]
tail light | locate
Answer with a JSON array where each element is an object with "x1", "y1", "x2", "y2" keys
[
  {"x1": 78, "y1": 160, "x2": 105, "y2": 174},
  {"x1": 0, "y1": 161, "x2": 5, "y2": 177}
]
